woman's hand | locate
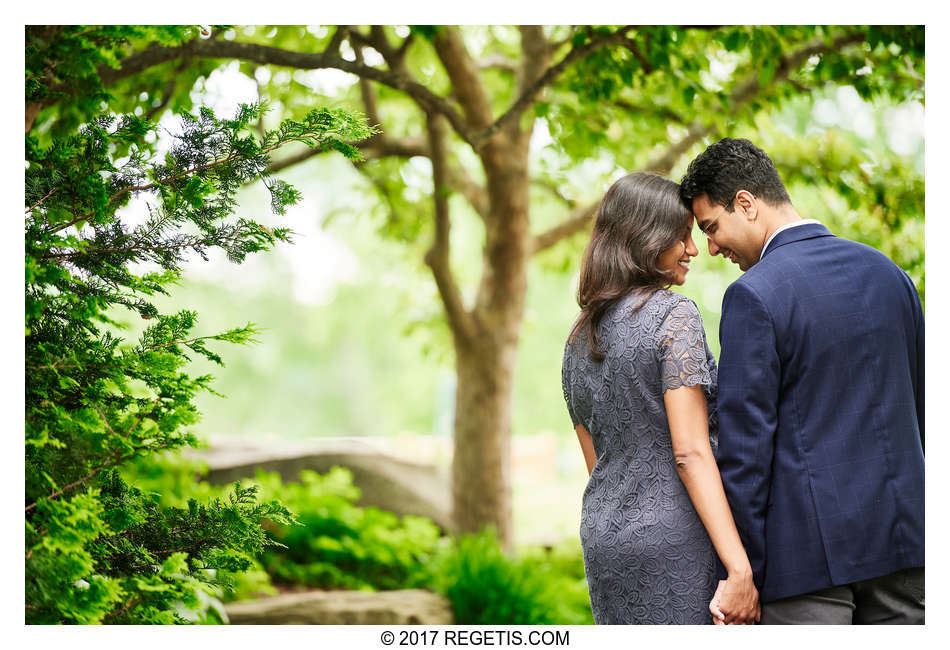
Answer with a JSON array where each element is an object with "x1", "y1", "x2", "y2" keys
[
  {"x1": 709, "y1": 580, "x2": 726, "y2": 624},
  {"x1": 713, "y1": 571, "x2": 761, "y2": 624}
]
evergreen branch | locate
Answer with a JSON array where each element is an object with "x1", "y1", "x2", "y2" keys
[
  {"x1": 150, "y1": 541, "x2": 208, "y2": 556},
  {"x1": 26, "y1": 187, "x2": 59, "y2": 214},
  {"x1": 26, "y1": 452, "x2": 119, "y2": 513},
  {"x1": 25, "y1": 527, "x2": 50, "y2": 560},
  {"x1": 41, "y1": 237, "x2": 225, "y2": 261},
  {"x1": 129, "y1": 207, "x2": 178, "y2": 252},
  {"x1": 270, "y1": 133, "x2": 428, "y2": 173},
  {"x1": 45, "y1": 137, "x2": 293, "y2": 235},
  {"x1": 28, "y1": 358, "x2": 75, "y2": 372},
  {"x1": 25, "y1": 412, "x2": 151, "y2": 513},
  {"x1": 104, "y1": 598, "x2": 142, "y2": 620},
  {"x1": 141, "y1": 333, "x2": 237, "y2": 355}
]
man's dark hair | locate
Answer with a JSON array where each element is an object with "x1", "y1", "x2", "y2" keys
[{"x1": 679, "y1": 138, "x2": 791, "y2": 212}]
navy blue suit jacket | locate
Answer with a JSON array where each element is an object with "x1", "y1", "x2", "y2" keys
[{"x1": 715, "y1": 223, "x2": 924, "y2": 603}]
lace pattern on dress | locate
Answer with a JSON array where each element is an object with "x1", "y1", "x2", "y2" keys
[{"x1": 560, "y1": 289, "x2": 720, "y2": 624}]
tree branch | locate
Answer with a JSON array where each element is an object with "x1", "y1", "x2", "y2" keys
[
  {"x1": 533, "y1": 178, "x2": 577, "y2": 208},
  {"x1": 364, "y1": 25, "x2": 412, "y2": 74},
  {"x1": 262, "y1": 37, "x2": 473, "y2": 213},
  {"x1": 145, "y1": 59, "x2": 190, "y2": 122},
  {"x1": 475, "y1": 26, "x2": 635, "y2": 146},
  {"x1": 326, "y1": 25, "x2": 350, "y2": 57},
  {"x1": 432, "y1": 27, "x2": 493, "y2": 131},
  {"x1": 478, "y1": 54, "x2": 518, "y2": 72},
  {"x1": 644, "y1": 31, "x2": 867, "y2": 175},
  {"x1": 104, "y1": 598, "x2": 142, "y2": 620},
  {"x1": 612, "y1": 98, "x2": 688, "y2": 126},
  {"x1": 268, "y1": 131, "x2": 491, "y2": 221},
  {"x1": 25, "y1": 188, "x2": 58, "y2": 214},
  {"x1": 24, "y1": 412, "x2": 147, "y2": 513},
  {"x1": 531, "y1": 201, "x2": 599, "y2": 254},
  {"x1": 643, "y1": 121, "x2": 715, "y2": 175},
  {"x1": 423, "y1": 113, "x2": 476, "y2": 343},
  {"x1": 446, "y1": 165, "x2": 490, "y2": 220},
  {"x1": 78, "y1": 38, "x2": 475, "y2": 147},
  {"x1": 518, "y1": 26, "x2": 551, "y2": 94}
]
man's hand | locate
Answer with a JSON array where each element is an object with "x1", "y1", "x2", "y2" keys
[{"x1": 711, "y1": 572, "x2": 761, "y2": 625}]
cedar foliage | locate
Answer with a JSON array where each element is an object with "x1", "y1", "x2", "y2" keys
[{"x1": 25, "y1": 25, "x2": 375, "y2": 624}]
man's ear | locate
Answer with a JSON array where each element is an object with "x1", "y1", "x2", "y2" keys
[{"x1": 735, "y1": 190, "x2": 757, "y2": 221}]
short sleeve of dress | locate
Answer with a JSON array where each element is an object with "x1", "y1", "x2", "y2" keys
[
  {"x1": 561, "y1": 341, "x2": 580, "y2": 426},
  {"x1": 659, "y1": 298, "x2": 714, "y2": 393}
]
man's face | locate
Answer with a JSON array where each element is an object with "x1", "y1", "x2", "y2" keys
[{"x1": 691, "y1": 193, "x2": 760, "y2": 271}]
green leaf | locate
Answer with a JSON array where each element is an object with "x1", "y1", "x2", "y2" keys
[{"x1": 758, "y1": 60, "x2": 777, "y2": 87}]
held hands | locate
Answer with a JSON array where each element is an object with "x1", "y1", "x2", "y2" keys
[{"x1": 709, "y1": 571, "x2": 761, "y2": 625}]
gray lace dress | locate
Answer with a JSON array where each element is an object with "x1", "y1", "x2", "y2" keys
[{"x1": 561, "y1": 289, "x2": 719, "y2": 624}]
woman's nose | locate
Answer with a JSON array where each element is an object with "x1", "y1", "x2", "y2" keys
[{"x1": 685, "y1": 237, "x2": 699, "y2": 257}]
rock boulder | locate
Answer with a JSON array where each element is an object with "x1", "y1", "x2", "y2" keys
[{"x1": 224, "y1": 589, "x2": 455, "y2": 625}]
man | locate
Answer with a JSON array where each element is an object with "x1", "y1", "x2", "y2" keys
[{"x1": 679, "y1": 138, "x2": 924, "y2": 624}]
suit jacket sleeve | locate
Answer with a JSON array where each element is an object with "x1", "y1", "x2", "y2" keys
[
  {"x1": 716, "y1": 282, "x2": 780, "y2": 587},
  {"x1": 910, "y1": 278, "x2": 924, "y2": 453}
]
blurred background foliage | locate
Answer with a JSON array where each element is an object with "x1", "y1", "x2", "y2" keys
[{"x1": 116, "y1": 74, "x2": 924, "y2": 449}]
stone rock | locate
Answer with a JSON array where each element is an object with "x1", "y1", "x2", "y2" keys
[
  {"x1": 189, "y1": 437, "x2": 455, "y2": 533},
  {"x1": 224, "y1": 589, "x2": 455, "y2": 625}
]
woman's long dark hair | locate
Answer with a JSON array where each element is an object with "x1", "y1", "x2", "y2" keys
[{"x1": 569, "y1": 172, "x2": 692, "y2": 360}]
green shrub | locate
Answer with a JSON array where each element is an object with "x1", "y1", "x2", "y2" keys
[
  {"x1": 123, "y1": 454, "x2": 442, "y2": 595},
  {"x1": 124, "y1": 453, "x2": 594, "y2": 623},
  {"x1": 25, "y1": 26, "x2": 376, "y2": 624},
  {"x1": 430, "y1": 529, "x2": 594, "y2": 625},
  {"x1": 249, "y1": 468, "x2": 444, "y2": 591}
]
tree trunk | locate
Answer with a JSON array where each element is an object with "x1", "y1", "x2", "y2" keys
[
  {"x1": 451, "y1": 334, "x2": 517, "y2": 545},
  {"x1": 451, "y1": 134, "x2": 531, "y2": 548}
]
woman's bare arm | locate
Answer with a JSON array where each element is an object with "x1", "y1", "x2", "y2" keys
[
  {"x1": 664, "y1": 384, "x2": 760, "y2": 624},
  {"x1": 575, "y1": 424, "x2": 596, "y2": 476}
]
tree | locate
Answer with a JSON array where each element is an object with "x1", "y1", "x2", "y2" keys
[
  {"x1": 25, "y1": 25, "x2": 374, "y2": 622},
  {"x1": 32, "y1": 25, "x2": 924, "y2": 547}
]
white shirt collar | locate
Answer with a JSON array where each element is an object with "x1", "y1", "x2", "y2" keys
[{"x1": 761, "y1": 219, "x2": 822, "y2": 258}]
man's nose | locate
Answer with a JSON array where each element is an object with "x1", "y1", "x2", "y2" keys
[{"x1": 707, "y1": 239, "x2": 720, "y2": 256}]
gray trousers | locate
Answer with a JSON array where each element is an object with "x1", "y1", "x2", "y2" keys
[{"x1": 760, "y1": 567, "x2": 924, "y2": 625}]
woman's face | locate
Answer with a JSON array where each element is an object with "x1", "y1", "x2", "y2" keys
[{"x1": 657, "y1": 223, "x2": 699, "y2": 286}]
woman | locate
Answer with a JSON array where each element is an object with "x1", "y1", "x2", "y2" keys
[{"x1": 561, "y1": 172, "x2": 760, "y2": 625}]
